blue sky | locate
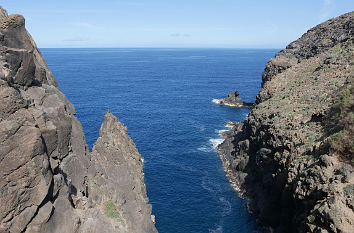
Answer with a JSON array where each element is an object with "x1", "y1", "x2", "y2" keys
[{"x1": 1, "y1": 0, "x2": 353, "y2": 48}]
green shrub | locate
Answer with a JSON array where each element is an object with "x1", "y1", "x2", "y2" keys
[
  {"x1": 104, "y1": 200, "x2": 125, "y2": 226},
  {"x1": 343, "y1": 184, "x2": 354, "y2": 196},
  {"x1": 326, "y1": 83, "x2": 354, "y2": 164}
]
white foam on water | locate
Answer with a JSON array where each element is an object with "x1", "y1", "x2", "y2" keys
[
  {"x1": 209, "y1": 225, "x2": 223, "y2": 233},
  {"x1": 225, "y1": 122, "x2": 235, "y2": 129},
  {"x1": 198, "y1": 137, "x2": 225, "y2": 153},
  {"x1": 215, "y1": 129, "x2": 227, "y2": 134},
  {"x1": 209, "y1": 138, "x2": 224, "y2": 149},
  {"x1": 212, "y1": 99, "x2": 221, "y2": 104},
  {"x1": 219, "y1": 197, "x2": 232, "y2": 216},
  {"x1": 201, "y1": 176, "x2": 217, "y2": 195},
  {"x1": 197, "y1": 146, "x2": 212, "y2": 152},
  {"x1": 188, "y1": 55, "x2": 207, "y2": 58}
]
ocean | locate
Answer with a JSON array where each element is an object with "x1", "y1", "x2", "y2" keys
[{"x1": 41, "y1": 48, "x2": 278, "y2": 233}]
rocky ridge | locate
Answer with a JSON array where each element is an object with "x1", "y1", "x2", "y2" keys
[
  {"x1": 217, "y1": 12, "x2": 354, "y2": 233},
  {"x1": 0, "y1": 6, "x2": 157, "y2": 233}
]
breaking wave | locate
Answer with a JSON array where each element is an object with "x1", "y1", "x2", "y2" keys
[{"x1": 197, "y1": 138, "x2": 224, "y2": 152}]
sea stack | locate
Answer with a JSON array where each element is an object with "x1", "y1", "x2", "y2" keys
[
  {"x1": 217, "y1": 11, "x2": 354, "y2": 233},
  {"x1": 0, "y1": 6, "x2": 157, "y2": 233},
  {"x1": 218, "y1": 90, "x2": 253, "y2": 107}
]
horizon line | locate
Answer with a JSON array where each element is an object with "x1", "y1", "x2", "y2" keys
[{"x1": 39, "y1": 47, "x2": 282, "y2": 50}]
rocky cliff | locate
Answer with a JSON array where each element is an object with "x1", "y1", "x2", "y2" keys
[
  {"x1": 0, "y1": 6, "x2": 157, "y2": 233},
  {"x1": 217, "y1": 12, "x2": 354, "y2": 233}
]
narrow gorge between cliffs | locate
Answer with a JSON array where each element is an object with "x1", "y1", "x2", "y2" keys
[{"x1": 42, "y1": 48, "x2": 277, "y2": 233}]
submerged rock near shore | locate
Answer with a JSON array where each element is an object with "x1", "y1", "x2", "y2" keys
[
  {"x1": 0, "y1": 6, "x2": 157, "y2": 233},
  {"x1": 217, "y1": 90, "x2": 254, "y2": 107},
  {"x1": 217, "y1": 11, "x2": 354, "y2": 233}
]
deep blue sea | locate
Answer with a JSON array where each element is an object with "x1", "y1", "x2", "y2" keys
[{"x1": 41, "y1": 48, "x2": 277, "y2": 233}]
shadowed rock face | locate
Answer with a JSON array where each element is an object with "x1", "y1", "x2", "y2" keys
[
  {"x1": 217, "y1": 11, "x2": 354, "y2": 233},
  {"x1": 0, "y1": 6, "x2": 157, "y2": 233}
]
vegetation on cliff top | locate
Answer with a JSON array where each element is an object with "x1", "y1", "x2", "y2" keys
[{"x1": 327, "y1": 83, "x2": 354, "y2": 164}]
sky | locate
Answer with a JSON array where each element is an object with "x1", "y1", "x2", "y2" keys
[{"x1": 1, "y1": 0, "x2": 353, "y2": 48}]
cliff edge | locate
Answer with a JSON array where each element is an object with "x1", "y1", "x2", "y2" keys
[
  {"x1": 217, "y1": 12, "x2": 354, "y2": 232},
  {"x1": 0, "y1": 6, "x2": 157, "y2": 233}
]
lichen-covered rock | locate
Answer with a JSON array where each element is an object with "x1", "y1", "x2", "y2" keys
[
  {"x1": 0, "y1": 6, "x2": 157, "y2": 233},
  {"x1": 217, "y1": 11, "x2": 354, "y2": 233}
]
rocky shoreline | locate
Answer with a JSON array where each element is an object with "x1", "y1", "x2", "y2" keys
[
  {"x1": 216, "y1": 122, "x2": 247, "y2": 193},
  {"x1": 216, "y1": 12, "x2": 354, "y2": 233},
  {"x1": 216, "y1": 122, "x2": 248, "y2": 191}
]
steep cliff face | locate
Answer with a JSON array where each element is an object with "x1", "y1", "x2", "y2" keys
[
  {"x1": 0, "y1": 6, "x2": 157, "y2": 233},
  {"x1": 218, "y1": 12, "x2": 354, "y2": 233}
]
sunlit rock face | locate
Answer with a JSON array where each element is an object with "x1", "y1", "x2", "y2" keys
[{"x1": 217, "y1": 11, "x2": 354, "y2": 233}]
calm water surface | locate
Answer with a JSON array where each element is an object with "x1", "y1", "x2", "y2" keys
[{"x1": 42, "y1": 48, "x2": 277, "y2": 233}]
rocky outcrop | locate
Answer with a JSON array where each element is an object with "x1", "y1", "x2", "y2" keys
[
  {"x1": 217, "y1": 90, "x2": 253, "y2": 107},
  {"x1": 217, "y1": 11, "x2": 354, "y2": 233},
  {"x1": 0, "y1": 6, "x2": 157, "y2": 233},
  {"x1": 85, "y1": 111, "x2": 157, "y2": 233}
]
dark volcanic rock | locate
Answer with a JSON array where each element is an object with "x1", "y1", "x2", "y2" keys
[
  {"x1": 0, "y1": 6, "x2": 157, "y2": 233},
  {"x1": 217, "y1": 11, "x2": 354, "y2": 233},
  {"x1": 217, "y1": 90, "x2": 254, "y2": 107}
]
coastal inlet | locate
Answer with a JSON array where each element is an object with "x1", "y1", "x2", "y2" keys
[{"x1": 43, "y1": 48, "x2": 277, "y2": 233}]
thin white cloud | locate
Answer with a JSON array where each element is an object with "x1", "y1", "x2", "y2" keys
[
  {"x1": 63, "y1": 36, "x2": 87, "y2": 42},
  {"x1": 170, "y1": 33, "x2": 191, "y2": 37},
  {"x1": 73, "y1": 22, "x2": 97, "y2": 29},
  {"x1": 126, "y1": 27, "x2": 235, "y2": 31},
  {"x1": 115, "y1": 0, "x2": 145, "y2": 6},
  {"x1": 18, "y1": 9, "x2": 110, "y2": 14},
  {"x1": 324, "y1": 0, "x2": 332, "y2": 6}
]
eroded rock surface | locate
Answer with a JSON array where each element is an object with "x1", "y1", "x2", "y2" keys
[
  {"x1": 0, "y1": 6, "x2": 157, "y2": 233},
  {"x1": 217, "y1": 11, "x2": 354, "y2": 233}
]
